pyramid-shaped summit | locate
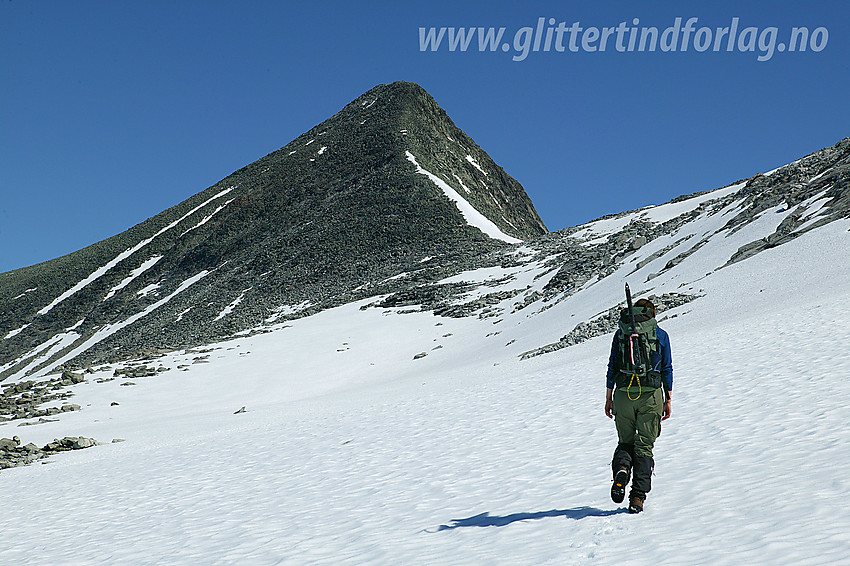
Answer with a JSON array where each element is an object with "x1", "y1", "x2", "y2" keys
[
  {"x1": 216, "y1": 81, "x2": 547, "y2": 275},
  {"x1": 0, "y1": 81, "x2": 547, "y2": 375}
]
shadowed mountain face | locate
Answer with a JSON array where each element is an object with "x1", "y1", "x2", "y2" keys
[{"x1": 0, "y1": 82, "x2": 547, "y2": 375}]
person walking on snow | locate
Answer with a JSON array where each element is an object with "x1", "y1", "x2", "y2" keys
[{"x1": 604, "y1": 297, "x2": 673, "y2": 514}]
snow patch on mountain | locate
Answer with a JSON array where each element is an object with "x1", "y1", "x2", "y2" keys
[
  {"x1": 406, "y1": 151, "x2": 521, "y2": 244},
  {"x1": 3, "y1": 324, "x2": 29, "y2": 340},
  {"x1": 640, "y1": 181, "x2": 746, "y2": 224},
  {"x1": 35, "y1": 188, "x2": 232, "y2": 316},
  {"x1": 763, "y1": 157, "x2": 803, "y2": 175},
  {"x1": 214, "y1": 288, "x2": 251, "y2": 322},
  {"x1": 572, "y1": 182, "x2": 747, "y2": 242},
  {"x1": 465, "y1": 154, "x2": 487, "y2": 175},
  {"x1": 136, "y1": 283, "x2": 160, "y2": 297},
  {"x1": 103, "y1": 256, "x2": 163, "y2": 301},
  {"x1": 181, "y1": 199, "x2": 235, "y2": 236},
  {"x1": 11, "y1": 288, "x2": 37, "y2": 300},
  {"x1": 265, "y1": 301, "x2": 312, "y2": 323},
  {"x1": 452, "y1": 173, "x2": 472, "y2": 194},
  {"x1": 792, "y1": 188, "x2": 834, "y2": 233},
  {"x1": 24, "y1": 271, "x2": 211, "y2": 380},
  {"x1": 2, "y1": 328, "x2": 83, "y2": 381}
]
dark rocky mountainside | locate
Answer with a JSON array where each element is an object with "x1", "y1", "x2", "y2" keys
[{"x1": 0, "y1": 82, "x2": 546, "y2": 376}]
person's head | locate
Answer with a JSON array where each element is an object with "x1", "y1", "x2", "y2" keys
[{"x1": 634, "y1": 298, "x2": 656, "y2": 318}]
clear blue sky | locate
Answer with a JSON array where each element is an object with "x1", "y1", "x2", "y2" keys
[{"x1": 2, "y1": 1, "x2": 848, "y2": 273}]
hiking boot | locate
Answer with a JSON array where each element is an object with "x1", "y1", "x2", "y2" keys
[
  {"x1": 628, "y1": 495, "x2": 644, "y2": 514},
  {"x1": 611, "y1": 468, "x2": 629, "y2": 503}
]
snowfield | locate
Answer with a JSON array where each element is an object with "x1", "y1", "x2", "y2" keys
[{"x1": 1, "y1": 207, "x2": 849, "y2": 563}]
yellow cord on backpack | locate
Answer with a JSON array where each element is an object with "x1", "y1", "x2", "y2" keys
[{"x1": 627, "y1": 373, "x2": 642, "y2": 400}]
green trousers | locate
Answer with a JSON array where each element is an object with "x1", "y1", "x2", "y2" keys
[{"x1": 613, "y1": 387, "x2": 663, "y2": 458}]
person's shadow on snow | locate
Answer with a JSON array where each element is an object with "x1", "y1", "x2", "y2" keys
[{"x1": 433, "y1": 507, "x2": 627, "y2": 531}]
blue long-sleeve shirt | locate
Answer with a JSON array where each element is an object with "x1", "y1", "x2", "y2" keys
[{"x1": 606, "y1": 326, "x2": 673, "y2": 392}]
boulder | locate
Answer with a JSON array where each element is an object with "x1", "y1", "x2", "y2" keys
[
  {"x1": 630, "y1": 236, "x2": 647, "y2": 250},
  {"x1": 62, "y1": 370, "x2": 85, "y2": 384}
]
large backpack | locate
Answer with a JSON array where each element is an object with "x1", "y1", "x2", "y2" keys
[{"x1": 616, "y1": 305, "x2": 662, "y2": 392}]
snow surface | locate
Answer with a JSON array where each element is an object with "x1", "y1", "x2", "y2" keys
[
  {"x1": 2, "y1": 200, "x2": 849, "y2": 564},
  {"x1": 406, "y1": 151, "x2": 521, "y2": 244}
]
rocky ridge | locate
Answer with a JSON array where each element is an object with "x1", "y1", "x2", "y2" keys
[{"x1": 519, "y1": 292, "x2": 700, "y2": 360}]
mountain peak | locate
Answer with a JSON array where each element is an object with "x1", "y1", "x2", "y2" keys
[
  {"x1": 349, "y1": 81, "x2": 438, "y2": 113},
  {"x1": 0, "y1": 82, "x2": 547, "y2": 375}
]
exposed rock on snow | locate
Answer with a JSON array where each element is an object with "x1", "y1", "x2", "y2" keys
[
  {"x1": 0, "y1": 373, "x2": 85, "y2": 421},
  {"x1": 0, "y1": 435, "x2": 98, "y2": 470}
]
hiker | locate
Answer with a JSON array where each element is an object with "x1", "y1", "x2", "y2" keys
[{"x1": 604, "y1": 294, "x2": 673, "y2": 514}]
